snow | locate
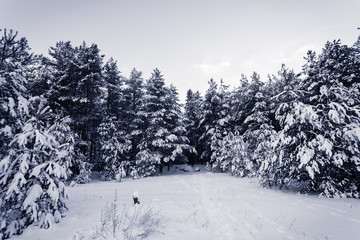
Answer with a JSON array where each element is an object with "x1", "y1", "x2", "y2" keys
[
  {"x1": 0, "y1": 125, "x2": 12, "y2": 137},
  {"x1": 18, "y1": 96, "x2": 29, "y2": 116},
  {"x1": 298, "y1": 147, "x2": 314, "y2": 167},
  {"x1": 12, "y1": 169, "x2": 360, "y2": 240},
  {"x1": 8, "y1": 97, "x2": 16, "y2": 117},
  {"x1": 317, "y1": 135, "x2": 333, "y2": 157},
  {"x1": 23, "y1": 184, "x2": 43, "y2": 221},
  {"x1": 5, "y1": 172, "x2": 26, "y2": 199}
]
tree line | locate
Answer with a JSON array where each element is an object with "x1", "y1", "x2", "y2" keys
[
  {"x1": 0, "y1": 29, "x2": 193, "y2": 238},
  {"x1": 185, "y1": 36, "x2": 360, "y2": 199},
  {"x1": 1, "y1": 28, "x2": 360, "y2": 238}
]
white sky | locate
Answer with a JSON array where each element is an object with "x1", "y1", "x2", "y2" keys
[{"x1": 1, "y1": 0, "x2": 359, "y2": 102}]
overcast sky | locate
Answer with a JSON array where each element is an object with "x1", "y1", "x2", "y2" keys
[{"x1": 1, "y1": 0, "x2": 359, "y2": 101}]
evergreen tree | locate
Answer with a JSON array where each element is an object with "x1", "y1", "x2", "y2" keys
[
  {"x1": 0, "y1": 29, "x2": 34, "y2": 160},
  {"x1": 0, "y1": 97, "x2": 68, "y2": 238},
  {"x1": 97, "y1": 58, "x2": 132, "y2": 179},
  {"x1": 46, "y1": 41, "x2": 77, "y2": 114},
  {"x1": 98, "y1": 115, "x2": 131, "y2": 180},
  {"x1": 259, "y1": 65, "x2": 308, "y2": 189},
  {"x1": 162, "y1": 85, "x2": 194, "y2": 170},
  {"x1": 209, "y1": 80, "x2": 231, "y2": 169},
  {"x1": 122, "y1": 68, "x2": 146, "y2": 168},
  {"x1": 137, "y1": 69, "x2": 167, "y2": 175},
  {"x1": 136, "y1": 69, "x2": 168, "y2": 176},
  {"x1": 137, "y1": 69, "x2": 191, "y2": 175},
  {"x1": 198, "y1": 79, "x2": 219, "y2": 163},
  {"x1": 228, "y1": 74, "x2": 250, "y2": 133},
  {"x1": 261, "y1": 41, "x2": 360, "y2": 197},
  {"x1": 48, "y1": 116, "x2": 91, "y2": 184},
  {"x1": 239, "y1": 72, "x2": 270, "y2": 172},
  {"x1": 103, "y1": 58, "x2": 123, "y2": 118},
  {"x1": 184, "y1": 90, "x2": 203, "y2": 165},
  {"x1": 298, "y1": 40, "x2": 360, "y2": 197},
  {"x1": 47, "y1": 41, "x2": 104, "y2": 165},
  {"x1": 212, "y1": 132, "x2": 252, "y2": 176}
]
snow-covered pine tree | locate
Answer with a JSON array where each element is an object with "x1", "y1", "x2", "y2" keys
[
  {"x1": 122, "y1": 68, "x2": 146, "y2": 171},
  {"x1": 211, "y1": 132, "x2": 252, "y2": 176},
  {"x1": 198, "y1": 79, "x2": 220, "y2": 164},
  {"x1": 98, "y1": 115, "x2": 131, "y2": 180},
  {"x1": 0, "y1": 29, "x2": 34, "y2": 161},
  {"x1": 184, "y1": 90, "x2": 203, "y2": 165},
  {"x1": 161, "y1": 85, "x2": 194, "y2": 171},
  {"x1": 240, "y1": 72, "x2": 272, "y2": 173},
  {"x1": 103, "y1": 58, "x2": 123, "y2": 118},
  {"x1": 296, "y1": 40, "x2": 360, "y2": 197},
  {"x1": 46, "y1": 41, "x2": 77, "y2": 114},
  {"x1": 258, "y1": 66, "x2": 306, "y2": 188},
  {"x1": 47, "y1": 41, "x2": 104, "y2": 166},
  {"x1": 0, "y1": 97, "x2": 68, "y2": 238},
  {"x1": 48, "y1": 116, "x2": 91, "y2": 184},
  {"x1": 98, "y1": 58, "x2": 132, "y2": 180},
  {"x1": 74, "y1": 42, "x2": 104, "y2": 165},
  {"x1": 137, "y1": 69, "x2": 187, "y2": 175},
  {"x1": 209, "y1": 80, "x2": 231, "y2": 170},
  {"x1": 228, "y1": 74, "x2": 250, "y2": 133}
]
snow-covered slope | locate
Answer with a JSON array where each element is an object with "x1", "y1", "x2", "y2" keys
[{"x1": 12, "y1": 170, "x2": 360, "y2": 240}]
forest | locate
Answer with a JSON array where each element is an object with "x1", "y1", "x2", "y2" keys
[{"x1": 1, "y1": 28, "x2": 360, "y2": 238}]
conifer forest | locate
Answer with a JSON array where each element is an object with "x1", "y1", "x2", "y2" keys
[{"x1": 1, "y1": 28, "x2": 360, "y2": 239}]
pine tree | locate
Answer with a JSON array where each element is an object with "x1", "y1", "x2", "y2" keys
[
  {"x1": 0, "y1": 29, "x2": 34, "y2": 160},
  {"x1": 228, "y1": 74, "x2": 250, "y2": 133},
  {"x1": 297, "y1": 40, "x2": 360, "y2": 197},
  {"x1": 122, "y1": 68, "x2": 146, "y2": 169},
  {"x1": 260, "y1": 41, "x2": 360, "y2": 197},
  {"x1": 136, "y1": 69, "x2": 170, "y2": 175},
  {"x1": 0, "y1": 97, "x2": 68, "y2": 238},
  {"x1": 97, "y1": 58, "x2": 132, "y2": 179},
  {"x1": 47, "y1": 41, "x2": 104, "y2": 166},
  {"x1": 136, "y1": 69, "x2": 192, "y2": 175},
  {"x1": 103, "y1": 58, "x2": 123, "y2": 118},
  {"x1": 162, "y1": 85, "x2": 194, "y2": 170},
  {"x1": 98, "y1": 115, "x2": 131, "y2": 180},
  {"x1": 259, "y1": 65, "x2": 309, "y2": 189},
  {"x1": 135, "y1": 69, "x2": 168, "y2": 176},
  {"x1": 212, "y1": 132, "x2": 252, "y2": 176},
  {"x1": 48, "y1": 116, "x2": 91, "y2": 184},
  {"x1": 184, "y1": 90, "x2": 203, "y2": 165},
  {"x1": 46, "y1": 41, "x2": 77, "y2": 114},
  {"x1": 198, "y1": 79, "x2": 220, "y2": 163},
  {"x1": 209, "y1": 80, "x2": 231, "y2": 170}
]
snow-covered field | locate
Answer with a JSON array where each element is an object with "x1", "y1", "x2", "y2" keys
[{"x1": 13, "y1": 167, "x2": 360, "y2": 240}]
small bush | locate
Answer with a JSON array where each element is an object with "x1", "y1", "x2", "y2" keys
[{"x1": 91, "y1": 190, "x2": 164, "y2": 240}]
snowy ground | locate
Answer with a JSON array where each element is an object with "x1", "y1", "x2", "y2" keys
[{"x1": 12, "y1": 166, "x2": 360, "y2": 240}]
